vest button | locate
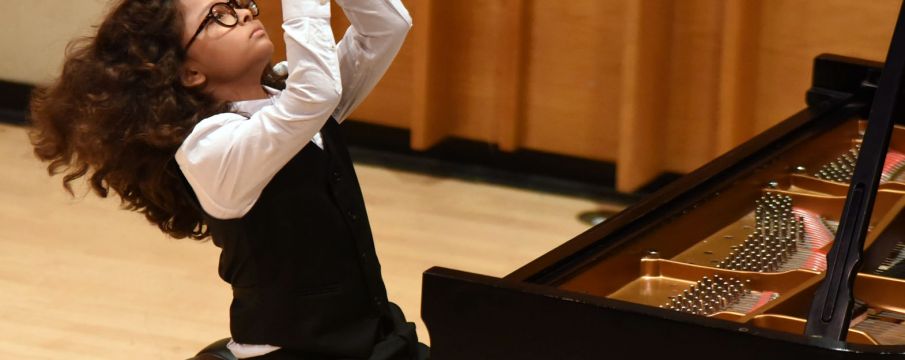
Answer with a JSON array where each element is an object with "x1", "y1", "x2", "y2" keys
[
  {"x1": 332, "y1": 171, "x2": 342, "y2": 182},
  {"x1": 360, "y1": 252, "x2": 367, "y2": 259},
  {"x1": 348, "y1": 211, "x2": 359, "y2": 221}
]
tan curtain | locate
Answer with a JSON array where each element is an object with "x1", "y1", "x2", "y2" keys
[{"x1": 259, "y1": 0, "x2": 898, "y2": 192}]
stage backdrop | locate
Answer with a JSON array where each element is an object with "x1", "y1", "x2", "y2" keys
[
  {"x1": 250, "y1": 0, "x2": 901, "y2": 191},
  {"x1": 1, "y1": 1, "x2": 898, "y2": 191}
]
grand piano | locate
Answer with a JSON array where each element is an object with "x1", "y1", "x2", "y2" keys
[{"x1": 420, "y1": 7, "x2": 905, "y2": 360}]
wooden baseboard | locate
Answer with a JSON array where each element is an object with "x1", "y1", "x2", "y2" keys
[{"x1": 0, "y1": 80, "x2": 31, "y2": 126}]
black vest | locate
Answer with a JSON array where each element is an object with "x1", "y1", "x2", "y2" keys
[{"x1": 178, "y1": 118, "x2": 391, "y2": 358}]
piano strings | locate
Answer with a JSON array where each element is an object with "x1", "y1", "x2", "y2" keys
[
  {"x1": 814, "y1": 144, "x2": 905, "y2": 183},
  {"x1": 715, "y1": 193, "x2": 835, "y2": 273},
  {"x1": 658, "y1": 185, "x2": 905, "y2": 343}
]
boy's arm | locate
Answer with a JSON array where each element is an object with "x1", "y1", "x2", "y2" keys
[
  {"x1": 331, "y1": 0, "x2": 412, "y2": 124},
  {"x1": 175, "y1": 0, "x2": 341, "y2": 220}
]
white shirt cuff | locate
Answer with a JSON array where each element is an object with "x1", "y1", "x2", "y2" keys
[
  {"x1": 283, "y1": 0, "x2": 332, "y2": 20},
  {"x1": 227, "y1": 339, "x2": 281, "y2": 358}
]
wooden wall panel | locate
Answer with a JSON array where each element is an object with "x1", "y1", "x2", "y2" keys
[
  {"x1": 258, "y1": 0, "x2": 284, "y2": 62},
  {"x1": 261, "y1": 0, "x2": 903, "y2": 192},
  {"x1": 752, "y1": 0, "x2": 898, "y2": 133},
  {"x1": 424, "y1": 1, "x2": 516, "y2": 144},
  {"x1": 491, "y1": 0, "x2": 530, "y2": 152},
  {"x1": 715, "y1": 0, "x2": 761, "y2": 155},
  {"x1": 406, "y1": 0, "x2": 441, "y2": 149},
  {"x1": 520, "y1": 0, "x2": 627, "y2": 162},
  {"x1": 663, "y1": 0, "x2": 724, "y2": 173},
  {"x1": 616, "y1": 0, "x2": 673, "y2": 190}
]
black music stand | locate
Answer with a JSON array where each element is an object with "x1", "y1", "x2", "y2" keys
[{"x1": 804, "y1": 0, "x2": 905, "y2": 344}]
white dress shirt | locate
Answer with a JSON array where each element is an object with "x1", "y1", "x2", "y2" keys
[{"x1": 173, "y1": 0, "x2": 411, "y2": 357}]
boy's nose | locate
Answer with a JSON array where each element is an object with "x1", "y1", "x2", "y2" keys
[{"x1": 235, "y1": 8, "x2": 254, "y2": 25}]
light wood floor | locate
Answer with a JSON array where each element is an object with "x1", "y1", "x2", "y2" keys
[{"x1": 0, "y1": 122, "x2": 621, "y2": 359}]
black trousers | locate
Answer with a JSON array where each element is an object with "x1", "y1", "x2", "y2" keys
[{"x1": 251, "y1": 303, "x2": 430, "y2": 360}]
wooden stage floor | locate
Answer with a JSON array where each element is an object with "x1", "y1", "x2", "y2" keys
[{"x1": 0, "y1": 122, "x2": 618, "y2": 359}]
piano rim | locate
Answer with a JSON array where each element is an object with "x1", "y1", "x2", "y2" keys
[{"x1": 423, "y1": 265, "x2": 905, "y2": 354}]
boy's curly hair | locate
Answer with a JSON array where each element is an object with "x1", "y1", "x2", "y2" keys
[{"x1": 27, "y1": 0, "x2": 282, "y2": 240}]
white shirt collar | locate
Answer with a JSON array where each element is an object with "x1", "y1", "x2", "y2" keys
[{"x1": 230, "y1": 85, "x2": 281, "y2": 115}]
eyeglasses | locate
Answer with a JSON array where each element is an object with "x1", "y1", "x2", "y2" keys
[{"x1": 185, "y1": 0, "x2": 260, "y2": 50}]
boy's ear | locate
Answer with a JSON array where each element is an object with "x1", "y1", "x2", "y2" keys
[{"x1": 179, "y1": 65, "x2": 206, "y2": 88}]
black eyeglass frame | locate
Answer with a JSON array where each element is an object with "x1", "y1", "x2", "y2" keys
[{"x1": 184, "y1": 0, "x2": 260, "y2": 50}]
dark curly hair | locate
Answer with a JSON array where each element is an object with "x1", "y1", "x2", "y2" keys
[{"x1": 27, "y1": 0, "x2": 282, "y2": 240}]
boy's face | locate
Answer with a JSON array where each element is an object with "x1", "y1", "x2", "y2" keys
[{"x1": 178, "y1": 0, "x2": 274, "y2": 90}]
